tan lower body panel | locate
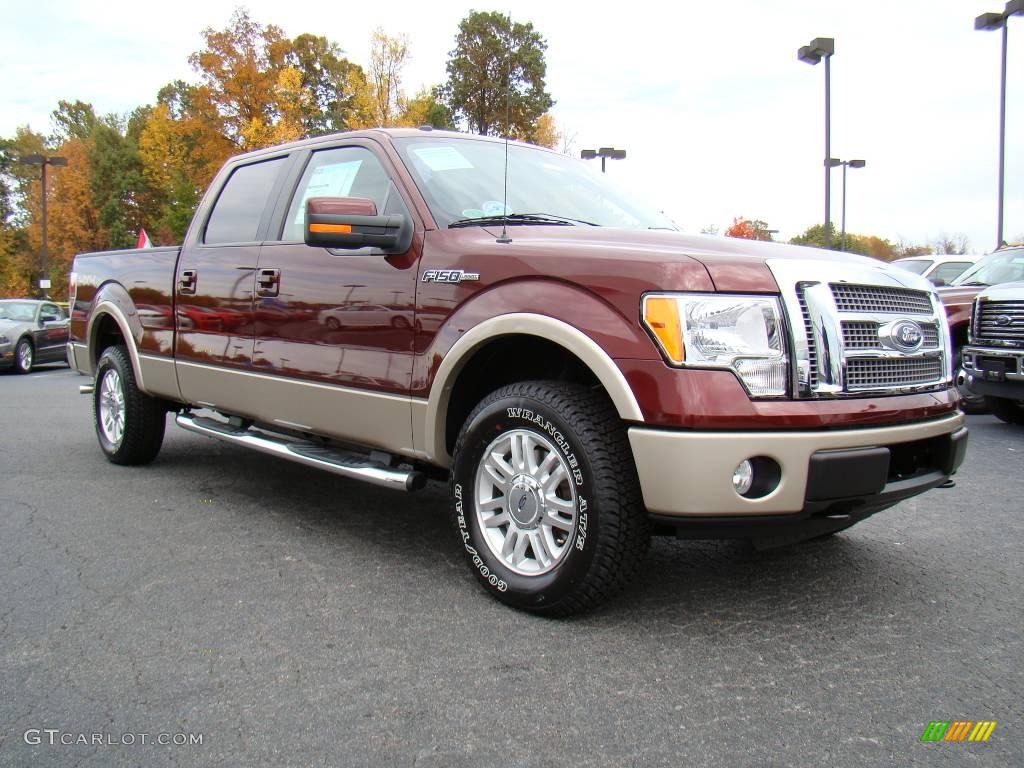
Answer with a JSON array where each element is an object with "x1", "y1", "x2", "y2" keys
[
  {"x1": 175, "y1": 361, "x2": 421, "y2": 458},
  {"x1": 68, "y1": 342, "x2": 90, "y2": 376},
  {"x1": 628, "y1": 412, "x2": 965, "y2": 516},
  {"x1": 138, "y1": 354, "x2": 182, "y2": 401}
]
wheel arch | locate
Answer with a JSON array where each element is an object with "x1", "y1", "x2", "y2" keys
[
  {"x1": 86, "y1": 286, "x2": 147, "y2": 391},
  {"x1": 420, "y1": 313, "x2": 644, "y2": 467}
]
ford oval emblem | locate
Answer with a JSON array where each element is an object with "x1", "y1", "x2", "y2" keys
[
  {"x1": 995, "y1": 315, "x2": 1012, "y2": 327},
  {"x1": 879, "y1": 319, "x2": 925, "y2": 353}
]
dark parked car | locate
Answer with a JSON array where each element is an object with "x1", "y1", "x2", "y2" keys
[{"x1": 0, "y1": 299, "x2": 70, "y2": 373}]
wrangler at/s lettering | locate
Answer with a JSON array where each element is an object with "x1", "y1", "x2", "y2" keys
[{"x1": 68, "y1": 128, "x2": 967, "y2": 615}]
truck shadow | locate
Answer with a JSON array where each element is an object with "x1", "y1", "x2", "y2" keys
[{"x1": 157, "y1": 435, "x2": 926, "y2": 631}]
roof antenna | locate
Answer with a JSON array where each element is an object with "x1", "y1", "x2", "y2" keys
[{"x1": 496, "y1": 13, "x2": 513, "y2": 245}]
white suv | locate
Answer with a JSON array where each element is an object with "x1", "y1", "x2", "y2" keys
[{"x1": 893, "y1": 254, "x2": 979, "y2": 286}]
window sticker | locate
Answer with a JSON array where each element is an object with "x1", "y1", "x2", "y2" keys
[
  {"x1": 291, "y1": 160, "x2": 362, "y2": 230},
  {"x1": 412, "y1": 146, "x2": 475, "y2": 172},
  {"x1": 482, "y1": 200, "x2": 512, "y2": 216}
]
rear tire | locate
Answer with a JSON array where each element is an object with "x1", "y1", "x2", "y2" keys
[
  {"x1": 15, "y1": 338, "x2": 33, "y2": 374},
  {"x1": 93, "y1": 345, "x2": 167, "y2": 465},
  {"x1": 986, "y1": 396, "x2": 1024, "y2": 425},
  {"x1": 451, "y1": 380, "x2": 650, "y2": 616}
]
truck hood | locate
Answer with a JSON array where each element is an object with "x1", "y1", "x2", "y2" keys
[
  {"x1": 937, "y1": 285, "x2": 983, "y2": 308},
  {"x1": 478, "y1": 226, "x2": 908, "y2": 293}
]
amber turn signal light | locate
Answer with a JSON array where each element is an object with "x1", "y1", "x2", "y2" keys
[
  {"x1": 309, "y1": 223, "x2": 353, "y2": 234},
  {"x1": 643, "y1": 296, "x2": 685, "y2": 364}
]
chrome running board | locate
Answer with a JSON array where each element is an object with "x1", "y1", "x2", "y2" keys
[{"x1": 175, "y1": 412, "x2": 426, "y2": 492}]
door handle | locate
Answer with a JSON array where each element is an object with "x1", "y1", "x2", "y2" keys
[
  {"x1": 256, "y1": 268, "x2": 280, "y2": 297},
  {"x1": 179, "y1": 269, "x2": 197, "y2": 294}
]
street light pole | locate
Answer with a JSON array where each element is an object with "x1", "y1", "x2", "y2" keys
[
  {"x1": 798, "y1": 37, "x2": 835, "y2": 249},
  {"x1": 830, "y1": 158, "x2": 866, "y2": 252},
  {"x1": 18, "y1": 153, "x2": 68, "y2": 298},
  {"x1": 581, "y1": 147, "x2": 626, "y2": 172},
  {"x1": 976, "y1": 1, "x2": 1024, "y2": 249}
]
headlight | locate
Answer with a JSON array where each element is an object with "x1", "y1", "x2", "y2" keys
[{"x1": 643, "y1": 293, "x2": 789, "y2": 397}]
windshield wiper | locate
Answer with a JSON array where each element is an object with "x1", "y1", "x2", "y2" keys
[
  {"x1": 448, "y1": 213, "x2": 598, "y2": 229},
  {"x1": 958, "y1": 281, "x2": 990, "y2": 287}
]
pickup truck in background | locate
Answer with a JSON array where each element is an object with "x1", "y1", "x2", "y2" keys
[
  {"x1": 938, "y1": 245, "x2": 1024, "y2": 413},
  {"x1": 68, "y1": 128, "x2": 967, "y2": 615},
  {"x1": 961, "y1": 281, "x2": 1024, "y2": 424}
]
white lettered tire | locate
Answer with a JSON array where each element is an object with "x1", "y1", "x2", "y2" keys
[{"x1": 451, "y1": 380, "x2": 650, "y2": 616}]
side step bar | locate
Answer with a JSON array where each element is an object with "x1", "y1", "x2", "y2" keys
[{"x1": 175, "y1": 412, "x2": 426, "y2": 492}]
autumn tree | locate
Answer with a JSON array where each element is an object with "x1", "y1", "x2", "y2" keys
[
  {"x1": 397, "y1": 87, "x2": 454, "y2": 129},
  {"x1": 725, "y1": 217, "x2": 774, "y2": 241},
  {"x1": 441, "y1": 11, "x2": 553, "y2": 137},
  {"x1": 368, "y1": 28, "x2": 410, "y2": 126},
  {"x1": 530, "y1": 113, "x2": 559, "y2": 149},
  {"x1": 790, "y1": 223, "x2": 898, "y2": 260}
]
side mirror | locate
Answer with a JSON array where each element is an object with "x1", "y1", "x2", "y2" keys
[
  {"x1": 305, "y1": 197, "x2": 412, "y2": 253},
  {"x1": 930, "y1": 278, "x2": 947, "y2": 287},
  {"x1": 41, "y1": 313, "x2": 58, "y2": 323}
]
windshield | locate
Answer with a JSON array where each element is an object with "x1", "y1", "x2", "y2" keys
[
  {"x1": 893, "y1": 259, "x2": 932, "y2": 275},
  {"x1": 392, "y1": 136, "x2": 676, "y2": 231},
  {"x1": 0, "y1": 301, "x2": 37, "y2": 321},
  {"x1": 951, "y1": 248, "x2": 1024, "y2": 286}
]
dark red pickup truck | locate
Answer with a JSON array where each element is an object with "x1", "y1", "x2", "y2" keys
[{"x1": 69, "y1": 128, "x2": 967, "y2": 615}]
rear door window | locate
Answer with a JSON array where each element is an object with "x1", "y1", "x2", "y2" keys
[{"x1": 205, "y1": 157, "x2": 288, "y2": 244}]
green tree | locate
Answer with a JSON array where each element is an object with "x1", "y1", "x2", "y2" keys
[
  {"x1": 89, "y1": 119, "x2": 146, "y2": 249},
  {"x1": 790, "y1": 223, "x2": 897, "y2": 260},
  {"x1": 286, "y1": 33, "x2": 361, "y2": 135},
  {"x1": 441, "y1": 11, "x2": 553, "y2": 137},
  {"x1": 51, "y1": 100, "x2": 98, "y2": 143},
  {"x1": 398, "y1": 86, "x2": 454, "y2": 129}
]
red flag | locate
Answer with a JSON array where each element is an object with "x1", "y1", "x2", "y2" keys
[{"x1": 135, "y1": 228, "x2": 152, "y2": 249}]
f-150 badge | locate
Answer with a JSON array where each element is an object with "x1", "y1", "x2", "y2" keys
[{"x1": 422, "y1": 269, "x2": 480, "y2": 283}]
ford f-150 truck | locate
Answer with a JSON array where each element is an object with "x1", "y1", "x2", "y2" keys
[
  {"x1": 69, "y1": 128, "x2": 968, "y2": 615},
  {"x1": 962, "y1": 281, "x2": 1024, "y2": 424}
]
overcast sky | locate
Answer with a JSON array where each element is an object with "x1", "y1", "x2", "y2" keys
[{"x1": 2, "y1": 0, "x2": 1022, "y2": 250}]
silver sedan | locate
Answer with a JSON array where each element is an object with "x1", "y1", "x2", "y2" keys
[{"x1": 0, "y1": 299, "x2": 70, "y2": 373}]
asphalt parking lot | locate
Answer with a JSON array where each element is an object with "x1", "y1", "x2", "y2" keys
[{"x1": 1, "y1": 366, "x2": 1021, "y2": 767}]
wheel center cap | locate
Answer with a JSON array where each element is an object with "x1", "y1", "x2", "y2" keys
[{"x1": 508, "y1": 475, "x2": 541, "y2": 527}]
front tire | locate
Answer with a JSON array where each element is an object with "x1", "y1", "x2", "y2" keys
[
  {"x1": 986, "y1": 396, "x2": 1024, "y2": 425},
  {"x1": 93, "y1": 345, "x2": 167, "y2": 464},
  {"x1": 15, "y1": 338, "x2": 33, "y2": 374},
  {"x1": 451, "y1": 381, "x2": 650, "y2": 616}
]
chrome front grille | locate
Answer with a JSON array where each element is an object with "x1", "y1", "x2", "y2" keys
[
  {"x1": 830, "y1": 283, "x2": 933, "y2": 315},
  {"x1": 768, "y1": 259, "x2": 951, "y2": 399},
  {"x1": 974, "y1": 300, "x2": 1024, "y2": 347},
  {"x1": 797, "y1": 284, "x2": 819, "y2": 388},
  {"x1": 846, "y1": 358, "x2": 945, "y2": 390},
  {"x1": 841, "y1": 321, "x2": 940, "y2": 350}
]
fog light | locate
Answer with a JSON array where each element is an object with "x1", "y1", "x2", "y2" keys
[{"x1": 732, "y1": 460, "x2": 754, "y2": 495}]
